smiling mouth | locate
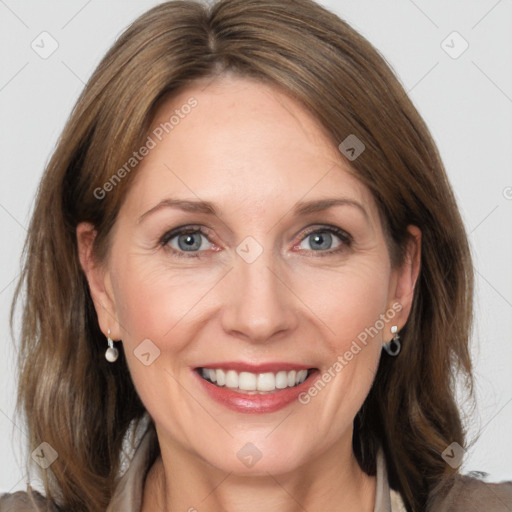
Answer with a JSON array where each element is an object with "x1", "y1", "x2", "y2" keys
[{"x1": 197, "y1": 367, "x2": 316, "y2": 394}]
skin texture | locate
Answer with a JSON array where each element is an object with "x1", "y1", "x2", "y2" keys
[{"x1": 78, "y1": 76, "x2": 421, "y2": 512}]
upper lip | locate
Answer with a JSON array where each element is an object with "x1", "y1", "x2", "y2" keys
[{"x1": 195, "y1": 362, "x2": 314, "y2": 373}]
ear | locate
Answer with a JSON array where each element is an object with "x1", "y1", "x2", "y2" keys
[
  {"x1": 386, "y1": 225, "x2": 421, "y2": 337},
  {"x1": 76, "y1": 222, "x2": 122, "y2": 340}
]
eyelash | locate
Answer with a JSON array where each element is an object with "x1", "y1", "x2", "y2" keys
[{"x1": 159, "y1": 225, "x2": 352, "y2": 258}]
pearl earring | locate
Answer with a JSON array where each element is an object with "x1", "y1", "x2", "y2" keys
[
  {"x1": 383, "y1": 325, "x2": 401, "y2": 356},
  {"x1": 105, "y1": 329, "x2": 119, "y2": 362}
]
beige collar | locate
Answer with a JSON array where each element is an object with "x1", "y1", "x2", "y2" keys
[{"x1": 107, "y1": 419, "x2": 406, "y2": 512}]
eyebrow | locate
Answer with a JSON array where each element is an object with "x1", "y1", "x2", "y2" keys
[
  {"x1": 138, "y1": 197, "x2": 368, "y2": 222},
  {"x1": 293, "y1": 198, "x2": 368, "y2": 219},
  {"x1": 138, "y1": 199, "x2": 216, "y2": 222}
]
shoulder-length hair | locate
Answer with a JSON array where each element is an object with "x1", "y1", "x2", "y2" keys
[{"x1": 12, "y1": 0, "x2": 473, "y2": 510}]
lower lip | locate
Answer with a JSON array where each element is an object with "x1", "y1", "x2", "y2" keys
[{"x1": 194, "y1": 369, "x2": 318, "y2": 414}]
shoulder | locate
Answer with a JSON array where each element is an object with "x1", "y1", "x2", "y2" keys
[
  {"x1": 0, "y1": 490, "x2": 60, "y2": 511},
  {"x1": 428, "y1": 474, "x2": 512, "y2": 511}
]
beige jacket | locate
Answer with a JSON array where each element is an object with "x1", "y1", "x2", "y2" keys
[{"x1": 1, "y1": 421, "x2": 511, "y2": 511}]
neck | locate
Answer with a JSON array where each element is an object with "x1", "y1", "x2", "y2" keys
[{"x1": 142, "y1": 435, "x2": 376, "y2": 512}]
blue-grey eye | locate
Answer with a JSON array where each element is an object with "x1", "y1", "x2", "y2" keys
[
  {"x1": 299, "y1": 230, "x2": 342, "y2": 251},
  {"x1": 169, "y1": 231, "x2": 209, "y2": 252}
]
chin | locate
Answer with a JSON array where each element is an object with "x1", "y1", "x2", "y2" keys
[{"x1": 196, "y1": 431, "x2": 316, "y2": 477}]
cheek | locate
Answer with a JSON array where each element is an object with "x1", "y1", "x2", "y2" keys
[
  {"x1": 108, "y1": 253, "x2": 224, "y2": 410},
  {"x1": 108, "y1": 257, "x2": 207, "y2": 429},
  {"x1": 291, "y1": 260, "x2": 391, "y2": 429},
  {"x1": 295, "y1": 259, "x2": 392, "y2": 351},
  {"x1": 110, "y1": 252, "x2": 219, "y2": 349}
]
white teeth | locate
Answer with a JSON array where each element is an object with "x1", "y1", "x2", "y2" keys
[
  {"x1": 200, "y1": 368, "x2": 311, "y2": 392},
  {"x1": 275, "y1": 371, "x2": 288, "y2": 389},
  {"x1": 225, "y1": 370, "x2": 238, "y2": 389},
  {"x1": 257, "y1": 372, "x2": 275, "y2": 391},
  {"x1": 238, "y1": 372, "x2": 257, "y2": 390},
  {"x1": 216, "y1": 369, "x2": 226, "y2": 386},
  {"x1": 296, "y1": 369, "x2": 308, "y2": 384}
]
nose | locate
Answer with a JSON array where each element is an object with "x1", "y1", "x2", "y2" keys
[{"x1": 220, "y1": 251, "x2": 298, "y2": 344}]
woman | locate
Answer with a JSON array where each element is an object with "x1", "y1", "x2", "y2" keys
[{"x1": 2, "y1": 0, "x2": 511, "y2": 510}]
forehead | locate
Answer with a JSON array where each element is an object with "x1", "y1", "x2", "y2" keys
[{"x1": 122, "y1": 75, "x2": 379, "y2": 223}]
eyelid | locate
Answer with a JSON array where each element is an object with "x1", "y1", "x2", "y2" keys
[
  {"x1": 299, "y1": 224, "x2": 352, "y2": 243},
  {"x1": 159, "y1": 225, "x2": 213, "y2": 245}
]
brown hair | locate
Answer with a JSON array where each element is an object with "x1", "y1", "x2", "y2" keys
[{"x1": 12, "y1": 0, "x2": 473, "y2": 510}]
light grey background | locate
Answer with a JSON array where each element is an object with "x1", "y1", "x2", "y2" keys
[{"x1": 1, "y1": 0, "x2": 511, "y2": 493}]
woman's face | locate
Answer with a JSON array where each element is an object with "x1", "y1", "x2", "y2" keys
[{"x1": 79, "y1": 76, "x2": 419, "y2": 476}]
